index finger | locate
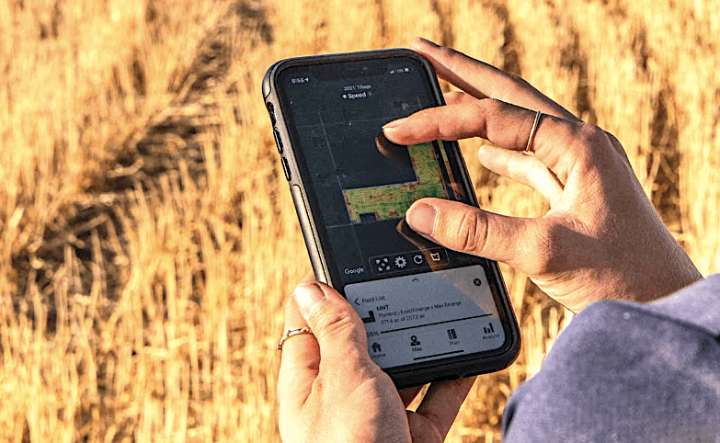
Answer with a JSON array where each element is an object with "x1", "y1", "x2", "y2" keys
[
  {"x1": 411, "y1": 37, "x2": 578, "y2": 121},
  {"x1": 383, "y1": 99, "x2": 583, "y2": 183}
]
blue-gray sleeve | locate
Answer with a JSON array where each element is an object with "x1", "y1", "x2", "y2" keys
[{"x1": 502, "y1": 275, "x2": 720, "y2": 443}]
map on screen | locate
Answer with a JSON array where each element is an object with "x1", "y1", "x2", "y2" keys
[
  {"x1": 342, "y1": 142, "x2": 449, "y2": 223},
  {"x1": 279, "y1": 58, "x2": 466, "y2": 284}
]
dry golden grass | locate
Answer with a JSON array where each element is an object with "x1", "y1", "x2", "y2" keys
[{"x1": 0, "y1": 0, "x2": 718, "y2": 441}]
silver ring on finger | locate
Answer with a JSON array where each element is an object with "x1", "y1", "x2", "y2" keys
[
  {"x1": 525, "y1": 110, "x2": 543, "y2": 154},
  {"x1": 277, "y1": 327, "x2": 314, "y2": 351}
]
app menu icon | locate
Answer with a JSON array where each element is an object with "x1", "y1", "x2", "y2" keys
[{"x1": 370, "y1": 248, "x2": 448, "y2": 275}]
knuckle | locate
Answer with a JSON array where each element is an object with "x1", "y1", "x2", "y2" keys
[
  {"x1": 440, "y1": 46, "x2": 461, "y2": 66},
  {"x1": 604, "y1": 129, "x2": 632, "y2": 163},
  {"x1": 604, "y1": 129, "x2": 621, "y2": 147},
  {"x1": 473, "y1": 98, "x2": 504, "y2": 132},
  {"x1": 578, "y1": 122, "x2": 604, "y2": 144},
  {"x1": 439, "y1": 45, "x2": 454, "y2": 57},
  {"x1": 453, "y1": 209, "x2": 488, "y2": 254},
  {"x1": 482, "y1": 97, "x2": 505, "y2": 115},
  {"x1": 310, "y1": 302, "x2": 358, "y2": 340},
  {"x1": 572, "y1": 123, "x2": 607, "y2": 167},
  {"x1": 414, "y1": 107, "x2": 442, "y2": 138}
]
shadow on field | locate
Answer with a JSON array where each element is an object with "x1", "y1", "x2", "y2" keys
[{"x1": 11, "y1": 0, "x2": 273, "y2": 332}]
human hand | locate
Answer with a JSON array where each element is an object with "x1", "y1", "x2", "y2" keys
[
  {"x1": 384, "y1": 37, "x2": 701, "y2": 312},
  {"x1": 278, "y1": 281, "x2": 476, "y2": 443}
]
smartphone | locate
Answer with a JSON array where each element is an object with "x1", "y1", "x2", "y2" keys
[{"x1": 262, "y1": 49, "x2": 520, "y2": 388}]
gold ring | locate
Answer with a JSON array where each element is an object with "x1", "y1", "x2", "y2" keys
[
  {"x1": 277, "y1": 327, "x2": 314, "y2": 351},
  {"x1": 525, "y1": 110, "x2": 543, "y2": 153}
]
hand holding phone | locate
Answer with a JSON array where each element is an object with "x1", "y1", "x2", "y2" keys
[
  {"x1": 383, "y1": 38, "x2": 701, "y2": 313},
  {"x1": 275, "y1": 37, "x2": 702, "y2": 443},
  {"x1": 278, "y1": 281, "x2": 470, "y2": 443},
  {"x1": 264, "y1": 47, "x2": 520, "y2": 388}
]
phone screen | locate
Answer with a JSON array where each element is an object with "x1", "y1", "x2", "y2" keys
[{"x1": 277, "y1": 56, "x2": 508, "y2": 370}]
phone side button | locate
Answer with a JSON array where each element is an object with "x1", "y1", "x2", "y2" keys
[
  {"x1": 266, "y1": 102, "x2": 277, "y2": 125},
  {"x1": 281, "y1": 157, "x2": 292, "y2": 181},
  {"x1": 273, "y1": 128, "x2": 284, "y2": 154}
]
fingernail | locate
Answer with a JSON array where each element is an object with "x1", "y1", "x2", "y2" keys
[
  {"x1": 406, "y1": 202, "x2": 436, "y2": 236},
  {"x1": 294, "y1": 283, "x2": 325, "y2": 319},
  {"x1": 383, "y1": 117, "x2": 407, "y2": 130},
  {"x1": 413, "y1": 36, "x2": 439, "y2": 47},
  {"x1": 477, "y1": 145, "x2": 490, "y2": 161}
]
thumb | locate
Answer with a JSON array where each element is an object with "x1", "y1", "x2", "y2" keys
[
  {"x1": 293, "y1": 282, "x2": 371, "y2": 369},
  {"x1": 405, "y1": 197, "x2": 543, "y2": 270}
]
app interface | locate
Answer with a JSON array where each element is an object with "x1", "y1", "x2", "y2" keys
[{"x1": 279, "y1": 57, "x2": 506, "y2": 368}]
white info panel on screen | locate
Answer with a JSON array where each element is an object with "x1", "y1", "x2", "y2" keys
[{"x1": 345, "y1": 264, "x2": 505, "y2": 369}]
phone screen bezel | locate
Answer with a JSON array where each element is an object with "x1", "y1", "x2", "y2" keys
[{"x1": 269, "y1": 49, "x2": 520, "y2": 385}]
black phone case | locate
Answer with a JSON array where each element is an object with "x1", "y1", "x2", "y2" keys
[{"x1": 262, "y1": 48, "x2": 520, "y2": 388}]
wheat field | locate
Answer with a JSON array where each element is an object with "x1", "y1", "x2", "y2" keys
[{"x1": 0, "y1": 0, "x2": 718, "y2": 441}]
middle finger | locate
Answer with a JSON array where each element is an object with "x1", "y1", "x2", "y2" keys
[
  {"x1": 383, "y1": 99, "x2": 583, "y2": 183},
  {"x1": 412, "y1": 37, "x2": 578, "y2": 121}
]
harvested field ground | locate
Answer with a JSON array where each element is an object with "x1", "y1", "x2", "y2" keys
[{"x1": 0, "y1": 0, "x2": 718, "y2": 441}]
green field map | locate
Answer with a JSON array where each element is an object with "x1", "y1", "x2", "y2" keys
[{"x1": 342, "y1": 143, "x2": 448, "y2": 223}]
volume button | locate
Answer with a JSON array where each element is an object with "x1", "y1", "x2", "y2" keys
[
  {"x1": 266, "y1": 102, "x2": 277, "y2": 125},
  {"x1": 273, "y1": 128, "x2": 284, "y2": 154},
  {"x1": 281, "y1": 157, "x2": 291, "y2": 181}
]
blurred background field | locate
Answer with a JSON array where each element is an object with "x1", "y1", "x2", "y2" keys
[{"x1": 0, "y1": 0, "x2": 718, "y2": 441}]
